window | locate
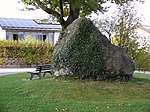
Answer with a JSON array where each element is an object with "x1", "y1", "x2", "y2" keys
[
  {"x1": 18, "y1": 32, "x2": 24, "y2": 41},
  {"x1": 6, "y1": 32, "x2": 12, "y2": 40},
  {"x1": 38, "y1": 32, "x2": 42, "y2": 41},
  {"x1": 32, "y1": 32, "x2": 37, "y2": 40},
  {"x1": 49, "y1": 32, "x2": 54, "y2": 44},
  {"x1": 25, "y1": 32, "x2": 30, "y2": 41}
]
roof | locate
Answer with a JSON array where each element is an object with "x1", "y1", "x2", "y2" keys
[
  {"x1": 139, "y1": 25, "x2": 150, "y2": 34},
  {"x1": 0, "y1": 17, "x2": 62, "y2": 31}
]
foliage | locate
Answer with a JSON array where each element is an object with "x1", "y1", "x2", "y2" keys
[
  {"x1": 0, "y1": 73, "x2": 150, "y2": 112},
  {"x1": 0, "y1": 40, "x2": 53, "y2": 67},
  {"x1": 0, "y1": 58, "x2": 2, "y2": 65},
  {"x1": 112, "y1": 36, "x2": 150, "y2": 71},
  {"x1": 94, "y1": 1, "x2": 149, "y2": 71},
  {"x1": 113, "y1": 2, "x2": 149, "y2": 71},
  {"x1": 113, "y1": 2, "x2": 140, "y2": 50},
  {"x1": 21, "y1": 0, "x2": 140, "y2": 28},
  {"x1": 93, "y1": 16, "x2": 117, "y2": 41},
  {"x1": 135, "y1": 52, "x2": 150, "y2": 71}
]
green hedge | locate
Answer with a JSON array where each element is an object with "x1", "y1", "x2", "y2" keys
[
  {"x1": 135, "y1": 52, "x2": 150, "y2": 71},
  {"x1": 0, "y1": 40, "x2": 53, "y2": 67}
]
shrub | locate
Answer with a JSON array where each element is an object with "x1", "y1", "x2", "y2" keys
[
  {"x1": 0, "y1": 40, "x2": 53, "y2": 67},
  {"x1": 135, "y1": 52, "x2": 150, "y2": 71}
]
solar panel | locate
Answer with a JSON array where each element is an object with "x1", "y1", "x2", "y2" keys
[
  {"x1": 40, "y1": 24, "x2": 62, "y2": 29},
  {"x1": 0, "y1": 17, "x2": 62, "y2": 30}
]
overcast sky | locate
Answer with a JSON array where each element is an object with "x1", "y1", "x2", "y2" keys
[
  {"x1": 0, "y1": 0, "x2": 150, "y2": 25},
  {"x1": 0, "y1": 0, "x2": 49, "y2": 19}
]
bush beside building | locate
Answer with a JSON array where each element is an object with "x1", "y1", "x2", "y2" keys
[{"x1": 0, "y1": 40, "x2": 53, "y2": 68}]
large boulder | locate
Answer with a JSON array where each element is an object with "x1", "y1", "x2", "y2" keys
[{"x1": 52, "y1": 17, "x2": 135, "y2": 80}]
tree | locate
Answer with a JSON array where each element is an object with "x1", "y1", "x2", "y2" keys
[
  {"x1": 94, "y1": 1, "x2": 149, "y2": 71},
  {"x1": 113, "y1": 3, "x2": 141, "y2": 52},
  {"x1": 113, "y1": 3, "x2": 150, "y2": 71},
  {"x1": 93, "y1": 16, "x2": 117, "y2": 42},
  {"x1": 135, "y1": 51, "x2": 150, "y2": 71},
  {"x1": 22, "y1": 0, "x2": 140, "y2": 29}
]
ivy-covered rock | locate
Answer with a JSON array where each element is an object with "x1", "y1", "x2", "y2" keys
[{"x1": 52, "y1": 17, "x2": 135, "y2": 80}]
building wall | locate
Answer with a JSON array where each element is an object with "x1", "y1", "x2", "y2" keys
[
  {"x1": 137, "y1": 28, "x2": 150, "y2": 51},
  {"x1": 2, "y1": 29, "x2": 60, "y2": 44},
  {"x1": 54, "y1": 32, "x2": 60, "y2": 45},
  {"x1": 0, "y1": 27, "x2": 6, "y2": 40},
  {"x1": 0, "y1": 27, "x2": 61, "y2": 44}
]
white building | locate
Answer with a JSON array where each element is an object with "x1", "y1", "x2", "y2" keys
[
  {"x1": 137, "y1": 25, "x2": 150, "y2": 51},
  {"x1": 0, "y1": 17, "x2": 62, "y2": 44}
]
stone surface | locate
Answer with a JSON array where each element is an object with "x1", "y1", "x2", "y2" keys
[{"x1": 52, "y1": 17, "x2": 135, "y2": 80}]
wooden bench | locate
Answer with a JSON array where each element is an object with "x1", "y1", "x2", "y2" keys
[{"x1": 28, "y1": 64, "x2": 52, "y2": 80}]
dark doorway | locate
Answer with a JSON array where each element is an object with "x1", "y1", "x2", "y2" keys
[
  {"x1": 43, "y1": 35, "x2": 47, "y2": 41},
  {"x1": 13, "y1": 34, "x2": 18, "y2": 41}
]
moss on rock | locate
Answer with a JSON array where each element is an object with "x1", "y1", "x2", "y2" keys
[{"x1": 52, "y1": 17, "x2": 135, "y2": 80}]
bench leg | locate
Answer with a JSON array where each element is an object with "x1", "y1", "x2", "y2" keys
[
  {"x1": 30, "y1": 73, "x2": 41, "y2": 80},
  {"x1": 37, "y1": 73, "x2": 42, "y2": 79},
  {"x1": 30, "y1": 73, "x2": 34, "y2": 80},
  {"x1": 49, "y1": 71, "x2": 52, "y2": 75},
  {"x1": 43, "y1": 71, "x2": 52, "y2": 77},
  {"x1": 43, "y1": 72, "x2": 46, "y2": 77}
]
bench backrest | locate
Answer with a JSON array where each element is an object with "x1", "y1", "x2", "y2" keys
[{"x1": 36, "y1": 64, "x2": 51, "y2": 72}]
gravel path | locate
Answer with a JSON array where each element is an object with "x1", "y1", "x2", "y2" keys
[
  {"x1": 0, "y1": 68, "x2": 35, "y2": 76},
  {"x1": 0, "y1": 68, "x2": 149, "y2": 77},
  {"x1": 134, "y1": 70, "x2": 150, "y2": 74}
]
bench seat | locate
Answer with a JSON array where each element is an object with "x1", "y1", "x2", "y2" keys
[{"x1": 28, "y1": 64, "x2": 52, "y2": 80}]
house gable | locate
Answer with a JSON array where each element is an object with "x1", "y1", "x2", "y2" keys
[{"x1": 0, "y1": 17, "x2": 62, "y2": 44}]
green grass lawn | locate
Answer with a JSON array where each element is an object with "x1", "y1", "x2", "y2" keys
[{"x1": 0, "y1": 73, "x2": 150, "y2": 112}]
